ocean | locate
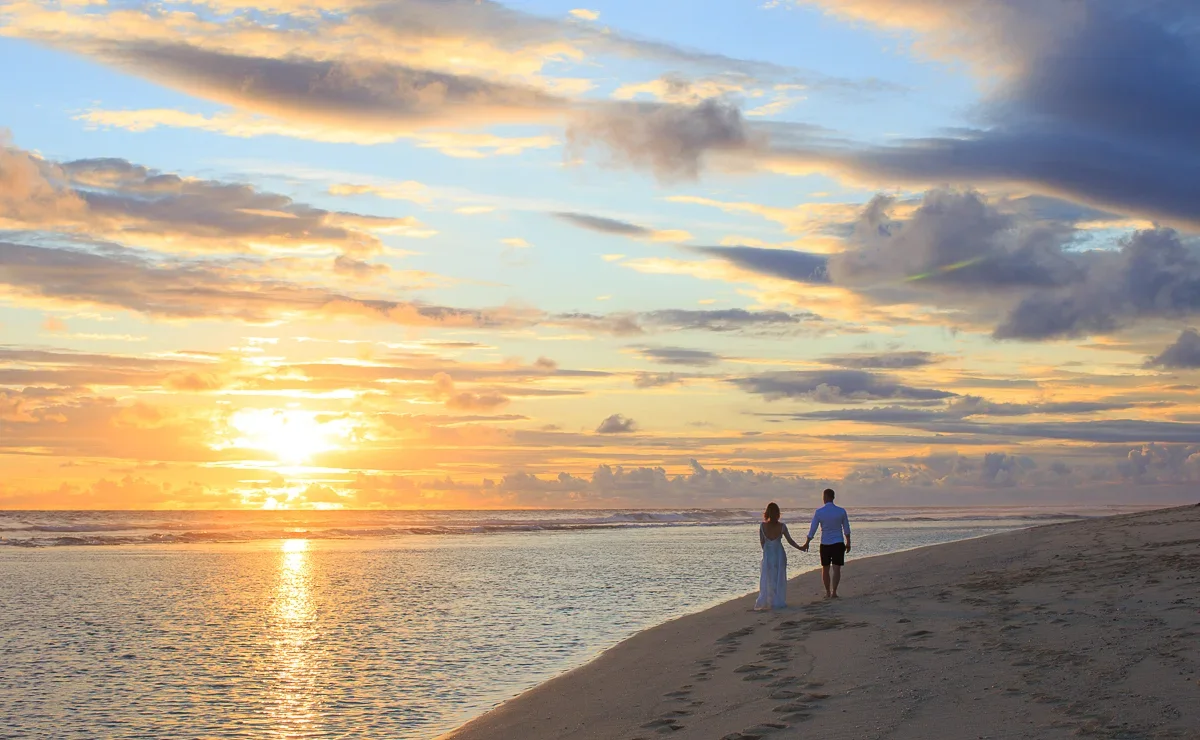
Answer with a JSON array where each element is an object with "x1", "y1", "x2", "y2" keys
[{"x1": 0, "y1": 506, "x2": 1144, "y2": 739}]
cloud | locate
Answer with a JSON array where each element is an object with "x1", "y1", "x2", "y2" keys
[
  {"x1": 551, "y1": 307, "x2": 820, "y2": 336},
  {"x1": 430, "y1": 372, "x2": 510, "y2": 411},
  {"x1": 95, "y1": 43, "x2": 566, "y2": 131},
  {"x1": 596, "y1": 413, "x2": 638, "y2": 434},
  {"x1": 0, "y1": 143, "x2": 430, "y2": 256},
  {"x1": 789, "y1": 397, "x2": 1144, "y2": 424},
  {"x1": 1147, "y1": 329, "x2": 1200, "y2": 370},
  {"x1": 771, "y1": 0, "x2": 1200, "y2": 230},
  {"x1": 732, "y1": 370, "x2": 956, "y2": 403},
  {"x1": 569, "y1": 8, "x2": 599, "y2": 21},
  {"x1": 634, "y1": 346, "x2": 723, "y2": 367},
  {"x1": 827, "y1": 189, "x2": 1081, "y2": 294},
  {"x1": 0, "y1": 347, "x2": 222, "y2": 390},
  {"x1": 0, "y1": 241, "x2": 529, "y2": 328},
  {"x1": 761, "y1": 188, "x2": 1200, "y2": 341},
  {"x1": 567, "y1": 99, "x2": 758, "y2": 181},
  {"x1": 820, "y1": 350, "x2": 941, "y2": 369},
  {"x1": 553, "y1": 212, "x2": 692, "y2": 242},
  {"x1": 332, "y1": 255, "x2": 390, "y2": 280},
  {"x1": 4, "y1": 0, "x2": 887, "y2": 175},
  {"x1": 638, "y1": 308, "x2": 820, "y2": 334},
  {"x1": 909, "y1": 419, "x2": 1200, "y2": 445},
  {"x1": 632, "y1": 372, "x2": 685, "y2": 388},
  {"x1": 690, "y1": 245, "x2": 830, "y2": 284},
  {"x1": 993, "y1": 229, "x2": 1200, "y2": 341},
  {"x1": 492, "y1": 459, "x2": 816, "y2": 505}
]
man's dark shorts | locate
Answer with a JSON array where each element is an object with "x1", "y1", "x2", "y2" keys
[{"x1": 820, "y1": 543, "x2": 846, "y2": 567}]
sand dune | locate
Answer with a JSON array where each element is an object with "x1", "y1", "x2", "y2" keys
[{"x1": 444, "y1": 505, "x2": 1200, "y2": 740}]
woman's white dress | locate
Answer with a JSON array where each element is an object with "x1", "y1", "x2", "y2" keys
[{"x1": 755, "y1": 523, "x2": 788, "y2": 610}]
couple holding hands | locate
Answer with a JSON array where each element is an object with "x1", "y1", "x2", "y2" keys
[{"x1": 755, "y1": 488, "x2": 851, "y2": 611}]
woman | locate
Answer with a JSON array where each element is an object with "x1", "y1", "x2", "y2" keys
[{"x1": 754, "y1": 502, "x2": 805, "y2": 611}]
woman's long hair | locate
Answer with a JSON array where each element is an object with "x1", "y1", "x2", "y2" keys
[{"x1": 764, "y1": 502, "x2": 781, "y2": 522}]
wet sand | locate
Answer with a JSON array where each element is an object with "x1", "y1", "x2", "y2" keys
[{"x1": 445, "y1": 504, "x2": 1200, "y2": 740}]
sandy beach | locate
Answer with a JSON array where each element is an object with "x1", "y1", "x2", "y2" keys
[{"x1": 446, "y1": 505, "x2": 1200, "y2": 740}]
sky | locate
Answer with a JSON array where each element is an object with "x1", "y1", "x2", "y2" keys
[{"x1": 2, "y1": 0, "x2": 1200, "y2": 509}]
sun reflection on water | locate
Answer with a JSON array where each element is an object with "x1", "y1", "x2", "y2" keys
[{"x1": 270, "y1": 538, "x2": 322, "y2": 738}]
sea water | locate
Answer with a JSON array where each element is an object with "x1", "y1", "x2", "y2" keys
[{"x1": 0, "y1": 507, "x2": 1141, "y2": 739}]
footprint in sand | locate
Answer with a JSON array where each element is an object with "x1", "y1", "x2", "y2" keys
[
  {"x1": 639, "y1": 717, "x2": 684, "y2": 733},
  {"x1": 769, "y1": 689, "x2": 804, "y2": 700},
  {"x1": 722, "y1": 721, "x2": 790, "y2": 739}
]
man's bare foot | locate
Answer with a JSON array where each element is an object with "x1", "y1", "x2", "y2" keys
[
  {"x1": 823, "y1": 593, "x2": 832, "y2": 599},
  {"x1": 830, "y1": 593, "x2": 839, "y2": 598}
]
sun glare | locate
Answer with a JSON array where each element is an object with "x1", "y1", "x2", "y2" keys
[{"x1": 226, "y1": 408, "x2": 351, "y2": 464}]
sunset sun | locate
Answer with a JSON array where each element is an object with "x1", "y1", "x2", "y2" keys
[{"x1": 226, "y1": 408, "x2": 352, "y2": 464}]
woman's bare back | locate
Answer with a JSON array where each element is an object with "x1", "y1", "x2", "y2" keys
[{"x1": 763, "y1": 520, "x2": 785, "y2": 541}]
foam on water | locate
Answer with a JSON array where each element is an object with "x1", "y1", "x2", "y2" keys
[{"x1": 0, "y1": 507, "x2": 1147, "y2": 739}]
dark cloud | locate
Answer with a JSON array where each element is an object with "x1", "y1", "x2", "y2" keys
[
  {"x1": 776, "y1": 1, "x2": 1200, "y2": 229},
  {"x1": 691, "y1": 246, "x2": 830, "y2": 284},
  {"x1": 945, "y1": 396, "x2": 1140, "y2": 418},
  {"x1": 567, "y1": 99, "x2": 756, "y2": 181},
  {"x1": 638, "y1": 308, "x2": 820, "y2": 334},
  {"x1": 788, "y1": 397, "x2": 1142, "y2": 424},
  {"x1": 819, "y1": 350, "x2": 941, "y2": 369},
  {"x1": 827, "y1": 189, "x2": 1082, "y2": 295},
  {"x1": 1115, "y1": 443, "x2": 1200, "y2": 482},
  {"x1": 634, "y1": 346, "x2": 722, "y2": 367},
  {"x1": 102, "y1": 43, "x2": 563, "y2": 129},
  {"x1": 1148, "y1": 329, "x2": 1200, "y2": 369},
  {"x1": 553, "y1": 212, "x2": 654, "y2": 238},
  {"x1": 553, "y1": 308, "x2": 819, "y2": 336},
  {"x1": 732, "y1": 370, "x2": 955, "y2": 404},
  {"x1": 808, "y1": 189, "x2": 1200, "y2": 341},
  {"x1": 994, "y1": 229, "x2": 1200, "y2": 340},
  {"x1": 596, "y1": 413, "x2": 638, "y2": 434}
]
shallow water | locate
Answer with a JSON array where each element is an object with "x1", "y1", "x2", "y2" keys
[{"x1": 0, "y1": 508, "x2": 1136, "y2": 739}]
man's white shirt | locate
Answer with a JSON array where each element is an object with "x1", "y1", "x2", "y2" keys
[{"x1": 807, "y1": 502, "x2": 851, "y2": 545}]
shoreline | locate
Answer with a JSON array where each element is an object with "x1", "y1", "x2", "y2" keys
[{"x1": 444, "y1": 505, "x2": 1200, "y2": 740}]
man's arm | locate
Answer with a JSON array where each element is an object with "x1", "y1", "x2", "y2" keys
[
  {"x1": 804, "y1": 510, "x2": 819, "y2": 549},
  {"x1": 842, "y1": 511, "x2": 851, "y2": 552}
]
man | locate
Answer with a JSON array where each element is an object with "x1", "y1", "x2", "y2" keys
[{"x1": 801, "y1": 488, "x2": 851, "y2": 598}]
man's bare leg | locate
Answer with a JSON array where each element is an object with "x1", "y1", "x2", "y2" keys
[
  {"x1": 830, "y1": 564, "x2": 842, "y2": 598},
  {"x1": 821, "y1": 565, "x2": 831, "y2": 597}
]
